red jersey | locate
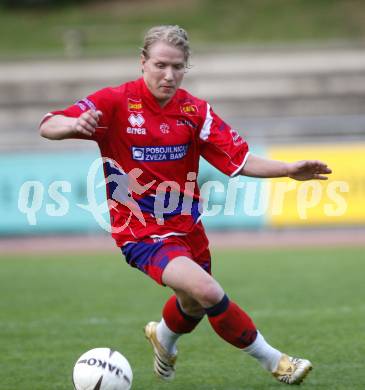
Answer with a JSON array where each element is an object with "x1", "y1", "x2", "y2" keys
[{"x1": 42, "y1": 78, "x2": 249, "y2": 247}]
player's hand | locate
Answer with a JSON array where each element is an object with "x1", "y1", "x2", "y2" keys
[
  {"x1": 288, "y1": 160, "x2": 332, "y2": 181},
  {"x1": 73, "y1": 109, "x2": 103, "y2": 137}
]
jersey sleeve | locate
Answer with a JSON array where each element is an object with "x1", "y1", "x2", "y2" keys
[
  {"x1": 40, "y1": 87, "x2": 116, "y2": 143},
  {"x1": 199, "y1": 103, "x2": 250, "y2": 177}
]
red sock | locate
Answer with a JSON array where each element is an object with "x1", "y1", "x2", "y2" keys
[
  {"x1": 162, "y1": 295, "x2": 203, "y2": 334},
  {"x1": 206, "y1": 295, "x2": 257, "y2": 348}
]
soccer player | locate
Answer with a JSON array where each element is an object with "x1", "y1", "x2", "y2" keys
[{"x1": 40, "y1": 25, "x2": 331, "y2": 385}]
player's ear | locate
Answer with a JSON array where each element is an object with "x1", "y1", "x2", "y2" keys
[
  {"x1": 140, "y1": 49, "x2": 148, "y2": 74},
  {"x1": 141, "y1": 54, "x2": 146, "y2": 74},
  {"x1": 140, "y1": 53, "x2": 147, "y2": 74}
]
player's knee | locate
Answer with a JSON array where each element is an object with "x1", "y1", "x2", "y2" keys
[{"x1": 192, "y1": 280, "x2": 224, "y2": 308}]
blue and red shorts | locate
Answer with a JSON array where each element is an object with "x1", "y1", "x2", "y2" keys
[{"x1": 120, "y1": 222, "x2": 211, "y2": 285}]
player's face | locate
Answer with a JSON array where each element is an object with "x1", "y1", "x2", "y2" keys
[{"x1": 141, "y1": 41, "x2": 186, "y2": 107}]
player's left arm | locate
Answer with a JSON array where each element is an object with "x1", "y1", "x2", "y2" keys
[{"x1": 241, "y1": 154, "x2": 332, "y2": 181}]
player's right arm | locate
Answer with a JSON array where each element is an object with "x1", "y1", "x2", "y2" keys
[
  {"x1": 39, "y1": 87, "x2": 116, "y2": 141},
  {"x1": 40, "y1": 109, "x2": 103, "y2": 140}
]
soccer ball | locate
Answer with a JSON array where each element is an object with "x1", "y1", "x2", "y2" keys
[{"x1": 72, "y1": 348, "x2": 133, "y2": 390}]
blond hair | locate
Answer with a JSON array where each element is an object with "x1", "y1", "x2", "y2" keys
[{"x1": 141, "y1": 25, "x2": 191, "y2": 65}]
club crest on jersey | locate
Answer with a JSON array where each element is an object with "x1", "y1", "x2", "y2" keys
[
  {"x1": 160, "y1": 123, "x2": 170, "y2": 134},
  {"x1": 128, "y1": 114, "x2": 145, "y2": 127},
  {"x1": 180, "y1": 103, "x2": 198, "y2": 116},
  {"x1": 128, "y1": 98, "x2": 143, "y2": 113}
]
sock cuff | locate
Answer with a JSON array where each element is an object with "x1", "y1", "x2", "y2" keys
[
  {"x1": 205, "y1": 294, "x2": 229, "y2": 317},
  {"x1": 176, "y1": 298, "x2": 203, "y2": 323}
]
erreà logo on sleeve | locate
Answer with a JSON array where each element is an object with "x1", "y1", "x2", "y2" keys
[{"x1": 128, "y1": 98, "x2": 143, "y2": 113}]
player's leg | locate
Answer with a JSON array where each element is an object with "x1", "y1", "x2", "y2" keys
[
  {"x1": 155, "y1": 290, "x2": 205, "y2": 355},
  {"x1": 145, "y1": 288, "x2": 206, "y2": 380},
  {"x1": 161, "y1": 256, "x2": 312, "y2": 384},
  {"x1": 162, "y1": 256, "x2": 261, "y2": 348},
  {"x1": 148, "y1": 222, "x2": 211, "y2": 360},
  {"x1": 175, "y1": 289, "x2": 206, "y2": 318},
  {"x1": 124, "y1": 235, "x2": 312, "y2": 384}
]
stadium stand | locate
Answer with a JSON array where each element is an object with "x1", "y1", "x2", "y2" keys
[{"x1": 1, "y1": 45, "x2": 365, "y2": 152}]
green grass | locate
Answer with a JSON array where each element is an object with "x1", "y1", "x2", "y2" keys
[
  {"x1": 1, "y1": 246, "x2": 365, "y2": 389},
  {"x1": 1, "y1": 0, "x2": 365, "y2": 59}
]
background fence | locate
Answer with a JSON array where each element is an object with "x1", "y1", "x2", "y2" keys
[{"x1": 2, "y1": 142, "x2": 364, "y2": 235}]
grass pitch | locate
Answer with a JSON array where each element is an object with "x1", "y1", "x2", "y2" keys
[{"x1": 0, "y1": 246, "x2": 364, "y2": 389}]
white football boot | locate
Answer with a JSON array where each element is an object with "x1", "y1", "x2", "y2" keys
[
  {"x1": 144, "y1": 321, "x2": 177, "y2": 381},
  {"x1": 272, "y1": 354, "x2": 312, "y2": 385}
]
